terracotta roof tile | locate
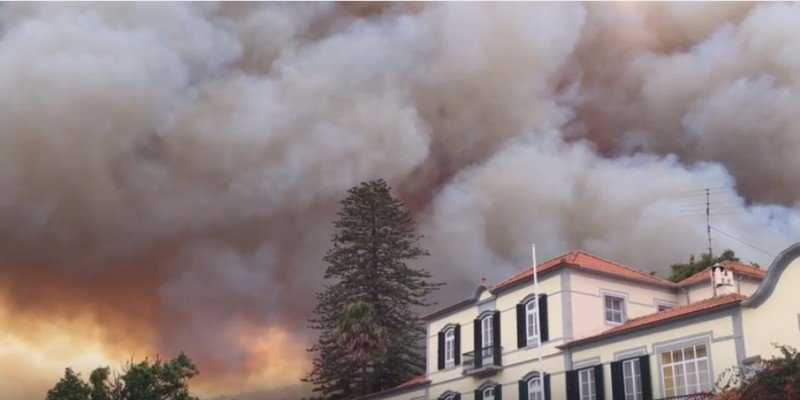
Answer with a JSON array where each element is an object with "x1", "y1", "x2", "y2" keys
[
  {"x1": 493, "y1": 250, "x2": 673, "y2": 291},
  {"x1": 562, "y1": 293, "x2": 746, "y2": 348},
  {"x1": 355, "y1": 375, "x2": 429, "y2": 399},
  {"x1": 677, "y1": 261, "x2": 766, "y2": 287}
]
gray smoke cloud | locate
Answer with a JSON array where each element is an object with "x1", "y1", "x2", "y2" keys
[{"x1": 0, "y1": 2, "x2": 798, "y2": 398}]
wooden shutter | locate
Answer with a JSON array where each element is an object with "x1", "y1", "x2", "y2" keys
[
  {"x1": 544, "y1": 373, "x2": 551, "y2": 400},
  {"x1": 539, "y1": 294, "x2": 549, "y2": 342},
  {"x1": 495, "y1": 384, "x2": 503, "y2": 400},
  {"x1": 639, "y1": 355, "x2": 653, "y2": 400},
  {"x1": 518, "y1": 379, "x2": 528, "y2": 400},
  {"x1": 454, "y1": 324, "x2": 461, "y2": 365},
  {"x1": 610, "y1": 360, "x2": 624, "y2": 400},
  {"x1": 437, "y1": 331, "x2": 445, "y2": 370},
  {"x1": 594, "y1": 364, "x2": 606, "y2": 400},
  {"x1": 473, "y1": 318, "x2": 482, "y2": 368},
  {"x1": 516, "y1": 303, "x2": 526, "y2": 348},
  {"x1": 492, "y1": 310, "x2": 501, "y2": 365},
  {"x1": 565, "y1": 370, "x2": 579, "y2": 400},
  {"x1": 474, "y1": 389, "x2": 483, "y2": 400},
  {"x1": 453, "y1": 393, "x2": 461, "y2": 400}
]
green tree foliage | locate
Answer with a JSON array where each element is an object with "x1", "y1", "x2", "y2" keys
[
  {"x1": 45, "y1": 353, "x2": 199, "y2": 400},
  {"x1": 668, "y1": 249, "x2": 740, "y2": 282},
  {"x1": 715, "y1": 345, "x2": 800, "y2": 399},
  {"x1": 304, "y1": 179, "x2": 442, "y2": 399}
]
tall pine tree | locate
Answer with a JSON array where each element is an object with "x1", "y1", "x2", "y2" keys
[{"x1": 304, "y1": 179, "x2": 441, "y2": 399}]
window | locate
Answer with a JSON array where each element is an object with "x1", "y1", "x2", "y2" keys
[
  {"x1": 661, "y1": 344, "x2": 711, "y2": 396},
  {"x1": 579, "y1": 368, "x2": 596, "y2": 400},
  {"x1": 604, "y1": 294, "x2": 626, "y2": 324},
  {"x1": 657, "y1": 304, "x2": 673, "y2": 312},
  {"x1": 482, "y1": 387, "x2": 494, "y2": 400},
  {"x1": 526, "y1": 300, "x2": 539, "y2": 343},
  {"x1": 482, "y1": 315, "x2": 493, "y2": 358},
  {"x1": 527, "y1": 375, "x2": 543, "y2": 400},
  {"x1": 623, "y1": 358, "x2": 642, "y2": 400},
  {"x1": 444, "y1": 328, "x2": 455, "y2": 366}
]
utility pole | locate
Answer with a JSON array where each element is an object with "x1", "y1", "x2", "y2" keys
[{"x1": 706, "y1": 188, "x2": 713, "y2": 259}]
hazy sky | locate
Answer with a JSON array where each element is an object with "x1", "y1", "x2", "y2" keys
[{"x1": 0, "y1": 2, "x2": 799, "y2": 398}]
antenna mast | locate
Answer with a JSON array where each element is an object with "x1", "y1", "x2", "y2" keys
[{"x1": 706, "y1": 188, "x2": 713, "y2": 259}]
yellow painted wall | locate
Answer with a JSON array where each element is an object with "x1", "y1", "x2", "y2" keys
[{"x1": 741, "y1": 257, "x2": 800, "y2": 361}]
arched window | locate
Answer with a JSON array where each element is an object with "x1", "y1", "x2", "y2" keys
[
  {"x1": 482, "y1": 386, "x2": 495, "y2": 400},
  {"x1": 444, "y1": 327, "x2": 455, "y2": 365},
  {"x1": 481, "y1": 313, "x2": 493, "y2": 358},
  {"x1": 439, "y1": 390, "x2": 459, "y2": 400},
  {"x1": 527, "y1": 375, "x2": 543, "y2": 400},
  {"x1": 526, "y1": 299, "x2": 539, "y2": 343},
  {"x1": 520, "y1": 371, "x2": 547, "y2": 400}
]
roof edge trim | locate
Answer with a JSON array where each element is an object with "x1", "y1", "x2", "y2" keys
[{"x1": 741, "y1": 242, "x2": 800, "y2": 308}]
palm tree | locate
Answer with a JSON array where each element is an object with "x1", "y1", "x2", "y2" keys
[{"x1": 336, "y1": 301, "x2": 389, "y2": 396}]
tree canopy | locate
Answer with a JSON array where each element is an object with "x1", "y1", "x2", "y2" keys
[
  {"x1": 668, "y1": 249, "x2": 740, "y2": 282},
  {"x1": 45, "y1": 353, "x2": 199, "y2": 400},
  {"x1": 715, "y1": 345, "x2": 800, "y2": 400},
  {"x1": 304, "y1": 179, "x2": 441, "y2": 399}
]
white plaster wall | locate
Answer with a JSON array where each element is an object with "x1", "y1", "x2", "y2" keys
[
  {"x1": 569, "y1": 271, "x2": 679, "y2": 340},
  {"x1": 742, "y1": 257, "x2": 800, "y2": 361},
  {"x1": 687, "y1": 283, "x2": 714, "y2": 303}
]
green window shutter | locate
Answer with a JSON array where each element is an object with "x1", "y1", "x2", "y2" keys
[
  {"x1": 516, "y1": 303, "x2": 526, "y2": 348},
  {"x1": 474, "y1": 389, "x2": 483, "y2": 400},
  {"x1": 594, "y1": 364, "x2": 606, "y2": 400},
  {"x1": 437, "y1": 331, "x2": 445, "y2": 370},
  {"x1": 639, "y1": 355, "x2": 653, "y2": 400},
  {"x1": 453, "y1": 393, "x2": 461, "y2": 400},
  {"x1": 495, "y1": 384, "x2": 502, "y2": 400},
  {"x1": 610, "y1": 360, "x2": 624, "y2": 400},
  {"x1": 539, "y1": 294, "x2": 549, "y2": 342},
  {"x1": 492, "y1": 310, "x2": 501, "y2": 365},
  {"x1": 473, "y1": 318, "x2": 482, "y2": 368},
  {"x1": 566, "y1": 370, "x2": 579, "y2": 400},
  {"x1": 454, "y1": 324, "x2": 461, "y2": 365},
  {"x1": 544, "y1": 373, "x2": 551, "y2": 400},
  {"x1": 518, "y1": 379, "x2": 528, "y2": 400}
]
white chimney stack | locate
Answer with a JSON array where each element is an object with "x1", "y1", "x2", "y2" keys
[{"x1": 711, "y1": 264, "x2": 735, "y2": 296}]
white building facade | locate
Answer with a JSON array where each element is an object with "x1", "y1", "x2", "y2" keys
[{"x1": 358, "y1": 244, "x2": 800, "y2": 400}]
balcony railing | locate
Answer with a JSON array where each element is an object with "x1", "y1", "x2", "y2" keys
[
  {"x1": 656, "y1": 393, "x2": 714, "y2": 400},
  {"x1": 462, "y1": 346, "x2": 503, "y2": 377}
]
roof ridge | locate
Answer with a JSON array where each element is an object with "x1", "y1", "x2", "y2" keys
[{"x1": 573, "y1": 250, "x2": 673, "y2": 284}]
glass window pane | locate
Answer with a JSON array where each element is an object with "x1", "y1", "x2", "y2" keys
[
  {"x1": 696, "y1": 344, "x2": 707, "y2": 358},
  {"x1": 662, "y1": 352, "x2": 672, "y2": 364}
]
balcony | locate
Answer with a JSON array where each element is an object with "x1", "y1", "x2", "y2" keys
[
  {"x1": 656, "y1": 394, "x2": 713, "y2": 400},
  {"x1": 462, "y1": 346, "x2": 503, "y2": 377}
]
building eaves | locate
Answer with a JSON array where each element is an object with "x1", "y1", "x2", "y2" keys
[{"x1": 354, "y1": 375, "x2": 430, "y2": 400}]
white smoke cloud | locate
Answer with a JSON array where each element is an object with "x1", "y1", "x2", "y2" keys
[{"x1": 0, "y1": 2, "x2": 798, "y2": 397}]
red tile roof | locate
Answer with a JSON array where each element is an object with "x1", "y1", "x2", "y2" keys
[
  {"x1": 677, "y1": 261, "x2": 766, "y2": 287},
  {"x1": 355, "y1": 375, "x2": 429, "y2": 399},
  {"x1": 493, "y1": 250, "x2": 674, "y2": 291},
  {"x1": 561, "y1": 293, "x2": 747, "y2": 348},
  {"x1": 421, "y1": 250, "x2": 675, "y2": 321}
]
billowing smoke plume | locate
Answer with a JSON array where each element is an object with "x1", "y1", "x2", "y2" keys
[{"x1": 0, "y1": 2, "x2": 798, "y2": 398}]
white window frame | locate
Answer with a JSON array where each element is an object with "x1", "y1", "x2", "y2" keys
[
  {"x1": 526, "y1": 299, "x2": 539, "y2": 345},
  {"x1": 578, "y1": 367, "x2": 596, "y2": 400},
  {"x1": 527, "y1": 375, "x2": 543, "y2": 400},
  {"x1": 482, "y1": 386, "x2": 494, "y2": 400},
  {"x1": 655, "y1": 299, "x2": 677, "y2": 312},
  {"x1": 602, "y1": 292, "x2": 627, "y2": 325},
  {"x1": 622, "y1": 358, "x2": 643, "y2": 400},
  {"x1": 444, "y1": 328, "x2": 455, "y2": 366},
  {"x1": 481, "y1": 314, "x2": 493, "y2": 359},
  {"x1": 660, "y1": 344, "x2": 711, "y2": 396}
]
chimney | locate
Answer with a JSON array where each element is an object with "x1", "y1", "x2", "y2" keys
[{"x1": 711, "y1": 264, "x2": 735, "y2": 296}]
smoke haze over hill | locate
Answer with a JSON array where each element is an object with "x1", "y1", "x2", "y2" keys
[{"x1": 0, "y1": 2, "x2": 798, "y2": 398}]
